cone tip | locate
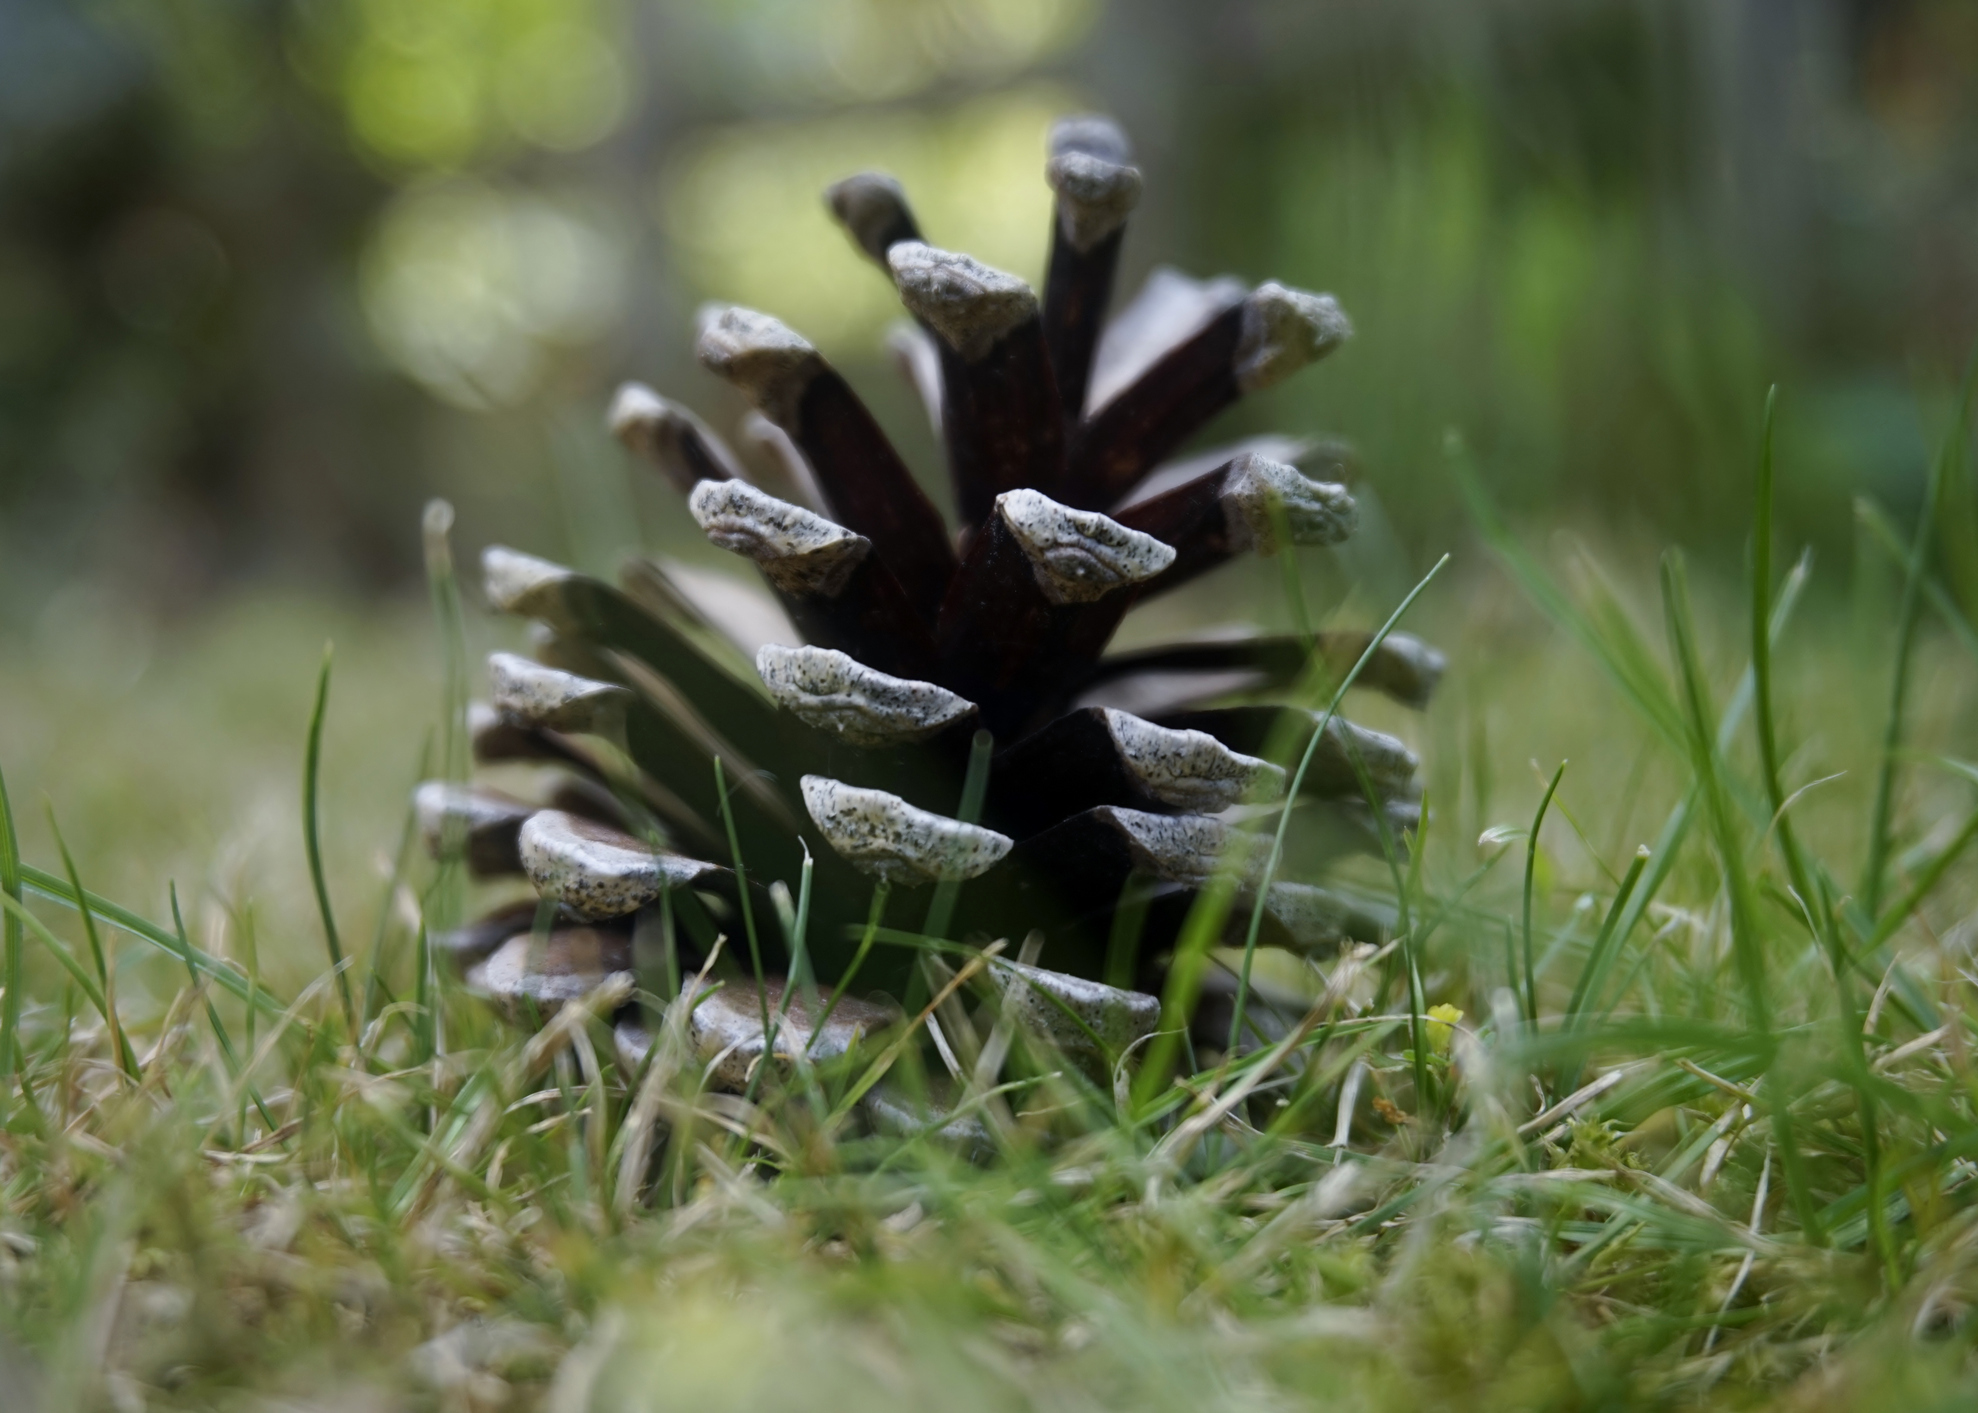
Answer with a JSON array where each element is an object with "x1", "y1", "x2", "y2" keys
[
  {"x1": 800, "y1": 776, "x2": 1012, "y2": 885},
  {"x1": 996, "y1": 489, "x2": 1177, "y2": 604},
  {"x1": 1235, "y1": 283, "x2": 1352, "y2": 392},
  {"x1": 886, "y1": 241, "x2": 1036, "y2": 359},
  {"x1": 825, "y1": 171, "x2": 918, "y2": 264}
]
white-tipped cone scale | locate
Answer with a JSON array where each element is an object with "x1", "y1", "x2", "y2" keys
[
  {"x1": 689, "y1": 480, "x2": 870, "y2": 597},
  {"x1": 684, "y1": 977, "x2": 898, "y2": 1089},
  {"x1": 489, "y1": 653, "x2": 630, "y2": 736},
  {"x1": 990, "y1": 959, "x2": 1160, "y2": 1059},
  {"x1": 757, "y1": 645, "x2": 975, "y2": 747},
  {"x1": 518, "y1": 811, "x2": 719, "y2": 919},
  {"x1": 800, "y1": 777, "x2": 1011, "y2": 887},
  {"x1": 996, "y1": 489, "x2": 1175, "y2": 605}
]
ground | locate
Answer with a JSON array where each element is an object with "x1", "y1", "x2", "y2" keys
[{"x1": 3, "y1": 509, "x2": 1977, "y2": 1412}]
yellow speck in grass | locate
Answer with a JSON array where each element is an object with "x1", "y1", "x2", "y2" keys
[{"x1": 1427, "y1": 1003, "x2": 1464, "y2": 1054}]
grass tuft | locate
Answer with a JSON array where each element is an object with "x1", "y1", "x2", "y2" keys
[
  {"x1": 7, "y1": 405, "x2": 1978, "y2": 1408},
  {"x1": 303, "y1": 641, "x2": 355, "y2": 1033}
]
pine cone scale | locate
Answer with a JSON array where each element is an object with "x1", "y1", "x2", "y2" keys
[
  {"x1": 697, "y1": 308, "x2": 956, "y2": 612},
  {"x1": 1041, "y1": 116, "x2": 1142, "y2": 423}
]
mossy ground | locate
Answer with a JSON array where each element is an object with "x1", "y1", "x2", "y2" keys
[{"x1": 4, "y1": 504, "x2": 1978, "y2": 1411}]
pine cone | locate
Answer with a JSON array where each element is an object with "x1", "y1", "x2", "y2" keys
[{"x1": 426, "y1": 115, "x2": 1442, "y2": 1071}]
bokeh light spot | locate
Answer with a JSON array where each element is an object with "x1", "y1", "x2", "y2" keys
[
  {"x1": 361, "y1": 179, "x2": 627, "y2": 408},
  {"x1": 347, "y1": 46, "x2": 482, "y2": 168},
  {"x1": 330, "y1": 0, "x2": 628, "y2": 169},
  {"x1": 496, "y1": 22, "x2": 627, "y2": 152},
  {"x1": 712, "y1": 0, "x2": 1095, "y2": 104}
]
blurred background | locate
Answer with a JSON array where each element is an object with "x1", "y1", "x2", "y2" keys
[
  {"x1": 2, "y1": 0, "x2": 1976, "y2": 982},
  {"x1": 8, "y1": 0, "x2": 1978, "y2": 600}
]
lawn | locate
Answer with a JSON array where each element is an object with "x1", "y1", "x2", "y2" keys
[{"x1": 4, "y1": 410, "x2": 1978, "y2": 1411}]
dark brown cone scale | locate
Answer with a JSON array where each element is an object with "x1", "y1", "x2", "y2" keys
[
  {"x1": 1062, "y1": 305, "x2": 1246, "y2": 510},
  {"x1": 786, "y1": 369, "x2": 958, "y2": 612},
  {"x1": 932, "y1": 323, "x2": 1065, "y2": 530},
  {"x1": 1041, "y1": 115, "x2": 1140, "y2": 427},
  {"x1": 934, "y1": 506, "x2": 1068, "y2": 737},
  {"x1": 886, "y1": 243, "x2": 1068, "y2": 532}
]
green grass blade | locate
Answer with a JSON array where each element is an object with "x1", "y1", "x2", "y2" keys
[
  {"x1": 1751, "y1": 388, "x2": 1894, "y2": 1276},
  {"x1": 1564, "y1": 844, "x2": 1650, "y2": 1031},
  {"x1": 711, "y1": 756, "x2": 768, "y2": 1039},
  {"x1": 424, "y1": 499, "x2": 471, "y2": 787},
  {"x1": 1402, "y1": 788, "x2": 1431, "y2": 1115},
  {"x1": 1456, "y1": 445, "x2": 1687, "y2": 748},
  {"x1": 0, "y1": 763, "x2": 21, "y2": 1079},
  {"x1": 1140, "y1": 553, "x2": 1450, "y2": 1110},
  {"x1": 1866, "y1": 798, "x2": 1978, "y2": 954},
  {"x1": 0, "y1": 893, "x2": 110, "y2": 1031},
  {"x1": 304, "y1": 643, "x2": 356, "y2": 1033},
  {"x1": 1522, "y1": 761, "x2": 1567, "y2": 1026},
  {"x1": 1856, "y1": 496, "x2": 1978, "y2": 663},
  {"x1": 1503, "y1": 537, "x2": 1810, "y2": 1032},
  {"x1": 1863, "y1": 365, "x2": 1976, "y2": 913},
  {"x1": 748, "y1": 849, "x2": 826, "y2": 1115},
  {"x1": 1661, "y1": 550, "x2": 1822, "y2": 1243},
  {"x1": 790, "y1": 848, "x2": 814, "y2": 995},
  {"x1": 809, "y1": 880, "x2": 891, "y2": 1052},
  {"x1": 1267, "y1": 494, "x2": 1317, "y2": 648},
  {"x1": 19, "y1": 865, "x2": 282, "y2": 1013},
  {"x1": 923, "y1": 728, "x2": 995, "y2": 942},
  {"x1": 45, "y1": 811, "x2": 106, "y2": 989},
  {"x1": 363, "y1": 734, "x2": 430, "y2": 1031},
  {"x1": 170, "y1": 884, "x2": 242, "y2": 1076},
  {"x1": 1661, "y1": 554, "x2": 1768, "y2": 1031},
  {"x1": 47, "y1": 809, "x2": 139, "y2": 1081},
  {"x1": 422, "y1": 501, "x2": 470, "y2": 946}
]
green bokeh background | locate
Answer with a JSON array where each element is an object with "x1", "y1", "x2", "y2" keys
[{"x1": 6, "y1": 0, "x2": 1975, "y2": 606}]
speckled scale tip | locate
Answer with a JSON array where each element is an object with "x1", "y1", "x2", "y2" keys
[
  {"x1": 693, "y1": 304, "x2": 821, "y2": 424},
  {"x1": 681, "y1": 976, "x2": 898, "y2": 1090},
  {"x1": 996, "y1": 489, "x2": 1176, "y2": 605},
  {"x1": 412, "y1": 782, "x2": 534, "y2": 875},
  {"x1": 688, "y1": 479, "x2": 871, "y2": 597},
  {"x1": 1318, "y1": 716, "x2": 1419, "y2": 798},
  {"x1": 886, "y1": 242, "x2": 1037, "y2": 361},
  {"x1": 1234, "y1": 283, "x2": 1353, "y2": 393},
  {"x1": 482, "y1": 544, "x2": 577, "y2": 620},
  {"x1": 608, "y1": 382, "x2": 744, "y2": 489},
  {"x1": 800, "y1": 776, "x2": 1012, "y2": 886},
  {"x1": 414, "y1": 781, "x2": 530, "y2": 845},
  {"x1": 1044, "y1": 116, "x2": 1142, "y2": 253},
  {"x1": 756, "y1": 644, "x2": 975, "y2": 747},
  {"x1": 1262, "y1": 882, "x2": 1375, "y2": 955},
  {"x1": 517, "y1": 809, "x2": 713, "y2": 919},
  {"x1": 990, "y1": 959, "x2": 1160, "y2": 1057},
  {"x1": 825, "y1": 171, "x2": 916, "y2": 265},
  {"x1": 1380, "y1": 633, "x2": 1447, "y2": 703},
  {"x1": 488, "y1": 652, "x2": 630, "y2": 735},
  {"x1": 1097, "y1": 805, "x2": 1249, "y2": 886},
  {"x1": 1220, "y1": 454, "x2": 1358, "y2": 553},
  {"x1": 468, "y1": 928, "x2": 634, "y2": 1013},
  {"x1": 1049, "y1": 112, "x2": 1132, "y2": 166},
  {"x1": 1102, "y1": 709, "x2": 1285, "y2": 812}
]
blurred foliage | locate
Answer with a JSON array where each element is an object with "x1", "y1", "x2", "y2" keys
[
  {"x1": 2, "y1": 0, "x2": 1977, "y2": 614},
  {"x1": 299, "y1": 0, "x2": 633, "y2": 168}
]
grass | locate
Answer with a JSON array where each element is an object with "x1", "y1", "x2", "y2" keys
[{"x1": 5, "y1": 427, "x2": 1978, "y2": 1410}]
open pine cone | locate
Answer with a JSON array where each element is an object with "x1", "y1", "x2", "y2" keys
[{"x1": 425, "y1": 115, "x2": 1442, "y2": 1077}]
